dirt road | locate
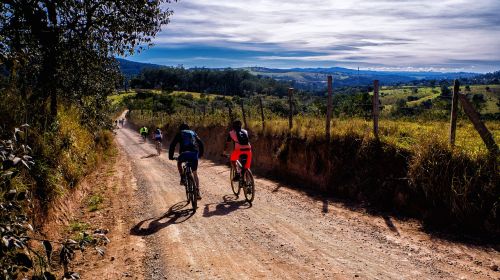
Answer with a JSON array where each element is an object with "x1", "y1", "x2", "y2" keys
[{"x1": 112, "y1": 123, "x2": 499, "y2": 280}]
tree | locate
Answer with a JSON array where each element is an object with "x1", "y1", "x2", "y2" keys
[
  {"x1": 440, "y1": 85, "x2": 451, "y2": 97},
  {"x1": 1, "y1": 0, "x2": 176, "y2": 120},
  {"x1": 471, "y1": 94, "x2": 486, "y2": 112}
]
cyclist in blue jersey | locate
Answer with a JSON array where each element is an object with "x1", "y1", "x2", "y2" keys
[
  {"x1": 153, "y1": 127, "x2": 163, "y2": 155},
  {"x1": 168, "y1": 123, "x2": 204, "y2": 199}
]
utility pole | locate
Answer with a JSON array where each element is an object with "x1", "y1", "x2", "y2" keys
[
  {"x1": 325, "y1": 75, "x2": 333, "y2": 141},
  {"x1": 358, "y1": 67, "x2": 360, "y2": 86}
]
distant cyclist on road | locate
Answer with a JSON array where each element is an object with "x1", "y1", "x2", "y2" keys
[
  {"x1": 153, "y1": 127, "x2": 163, "y2": 141},
  {"x1": 153, "y1": 127, "x2": 163, "y2": 155},
  {"x1": 139, "y1": 126, "x2": 148, "y2": 141},
  {"x1": 169, "y1": 123, "x2": 204, "y2": 199},
  {"x1": 223, "y1": 120, "x2": 252, "y2": 181}
]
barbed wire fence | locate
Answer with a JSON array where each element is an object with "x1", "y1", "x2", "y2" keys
[
  {"x1": 228, "y1": 77, "x2": 498, "y2": 155},
  {"x1": 127, "y1": 76, "x2": 497, "y2": 155}
]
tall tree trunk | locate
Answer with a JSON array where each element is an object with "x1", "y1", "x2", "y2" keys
[{"x1": 50, "y1": 90, "x2": 57, "y2": 118}]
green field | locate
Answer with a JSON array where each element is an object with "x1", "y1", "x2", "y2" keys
[
  {"x1": 108, "y1": 90, "x2": 230, "y2": 106},
  {"x1": 379, "y1": 84, "x2": 500, "y2": 114}
]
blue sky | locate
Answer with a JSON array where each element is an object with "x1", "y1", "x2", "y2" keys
[{"x1": 125, "y1": 0, "x2": 500, "y2": 72}]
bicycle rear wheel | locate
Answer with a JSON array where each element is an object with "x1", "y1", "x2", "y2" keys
[
  {"x1": 243, "y1": 169, "x2": 255, "y2": 203},
  {"x1": 187, "y1": 173, "x2": 197, "y2": 211},
  {"x1": 156, "y1": 142, "x2": 161, "y2": 155},
  {"x1": 230, "y1": 166, "x2": 240, "y2": 196}
]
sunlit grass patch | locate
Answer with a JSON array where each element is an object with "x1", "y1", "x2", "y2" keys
[{"x1": 129, "y1": 107, "x2": 499, "y2": 157}]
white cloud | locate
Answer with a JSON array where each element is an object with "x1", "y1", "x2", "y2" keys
[{"x1": 151, "y1": 0, "x2": 500, "y2": 71}]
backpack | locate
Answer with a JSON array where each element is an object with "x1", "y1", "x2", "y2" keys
[
  {"x1": 235, "y1": 129, "x2": 249, "y2": 145},
  {"x1": 180, "y1": 130, "x2": 197, "y2": 150}
]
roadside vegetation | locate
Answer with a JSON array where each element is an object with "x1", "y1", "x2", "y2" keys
[
  {"x1": 0, "y1": 1, "x2": 175, "y2": 279},
  {"x1": 115, "y1": 86, "x2": 498, "y2": 155}
]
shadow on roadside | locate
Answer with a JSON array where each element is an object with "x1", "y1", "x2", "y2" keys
[
  {"x1": 140, "y1": 153, "x2": 158, "y2": 159},
  {"x1": 203, "y1": 195, "x2": 251, "y2": 218},
  {"x1": 130, "y1": 201, "x2": 194, "y2": 236},
  {"x1": 383, "y1": 214, "x2": 400, "y2": 235}
]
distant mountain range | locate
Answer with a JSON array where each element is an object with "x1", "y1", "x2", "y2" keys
[
  {"x1": 117, "y1": 58, "x2": 480, "y2": 89},
  {"x1": 246, "y1": 67, "x2": 479, "y2": 90},
  {"x1": 117, "y1": 58, "x2": 163, "y2": 78}
]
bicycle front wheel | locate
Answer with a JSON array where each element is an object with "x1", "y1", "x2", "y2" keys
[
  {"x1": 243, "y1": 169, "x2": 255, "y2": 203},
  {"x1": 230, "y1": 166, "x2": 240, "y2": 196}
]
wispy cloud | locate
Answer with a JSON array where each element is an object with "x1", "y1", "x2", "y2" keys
[{"x1": 127, "y1": 0, "x2": 500, "y2": 72}]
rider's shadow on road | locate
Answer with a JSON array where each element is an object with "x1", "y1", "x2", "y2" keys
[
  {"x1": 140, "y1": 153, "x2": 158, "y2": 159},
  {"x1": 129, "y1": 201, "x2": 194, "y2": 236},
  {"x1": 203, "y1": 195, "x2": 251, "y2": 218}
]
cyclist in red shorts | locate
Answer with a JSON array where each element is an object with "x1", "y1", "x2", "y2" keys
[{"x1": 223, "y1": 120, "x2": 252, "y2": 181}]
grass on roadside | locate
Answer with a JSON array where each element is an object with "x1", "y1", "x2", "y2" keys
[
  {"x1": 87, "y1": 193, "x2": 104, "y2": 212},
  {"x1": 68, "y1": 221, "x2": 89, "y2": 233},
  {"x1": 129, "y1": 109, "x2": 500, "y2": 157}
]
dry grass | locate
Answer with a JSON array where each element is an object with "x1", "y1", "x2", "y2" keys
[{"x1": 130, "y1": 109, "x2": 499, "y2": 157}]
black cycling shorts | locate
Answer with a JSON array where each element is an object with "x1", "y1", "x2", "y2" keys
[{"x1": 178, "y1": 151, "x2": 199, "y2": 171}]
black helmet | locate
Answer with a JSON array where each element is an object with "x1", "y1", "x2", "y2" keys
[
  {"x1": 179, "y1": 123, "x2": 189, "y2": 131},
  {"x1": 232, "y1": 120, "x2": 242, "y2": 130}
]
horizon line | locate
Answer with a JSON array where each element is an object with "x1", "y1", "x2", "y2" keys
[{"x1": 119, "y1": 58, "x2": 492, "y2": 74}]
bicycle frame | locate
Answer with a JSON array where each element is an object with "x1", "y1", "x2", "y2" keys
[
  {"x1": 235, "y1": 160, "x2": 247, "y2": 183},
  {"x1": 182, "y1": 162, "x2": 192, "y2": 177}
]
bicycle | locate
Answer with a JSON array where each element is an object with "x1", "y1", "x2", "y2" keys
[
  {"x1": 227, "y1": 154, "x2": 255, "y2": 203},
  {"x1": 155, "y1": 139, "x2": 162, "y2": 155},
  {"x1": 173, "y1": 156, "x2": 199, "y2": 212}
]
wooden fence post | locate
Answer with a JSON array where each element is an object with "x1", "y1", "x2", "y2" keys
[
  {"x1": 248, "y1": 99, "x2": 252, "y2": 120},
  {"x1": 227, "y1": 105, "x2": 234, "y2": 124},
  {"x1": 259, "y1": 97, "x2": 265, "y2": 130},
  {"x1": 458, "y1": 93, "x2": 499, "y2": 155},
  {"x1": 372, "y1": 80, "x2": 380, "y2": 139},
  {"x1": 449, "y1": 79, "x2": 460, "y2": 146},
  {"x1": 326, "y1": 75, "x2": 333, "y2": 141},
  {"x1": 240, "y1": 99, "x2": 248, "y2": 129},
  {"x1": 288, "y1": 88, "x2": 294, "y2": 131}
]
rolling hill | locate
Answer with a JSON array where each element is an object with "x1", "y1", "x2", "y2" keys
[
  {"x1": 246, "y1": 67, "x2": 478, "y2": 90},
  {"x1": 117, "y1": 58, "x2": 479, "y2": 89}
]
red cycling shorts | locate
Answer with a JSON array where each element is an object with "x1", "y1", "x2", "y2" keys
[{"x1": 230, "y1": 148, "x2": 252, "y2": 169}]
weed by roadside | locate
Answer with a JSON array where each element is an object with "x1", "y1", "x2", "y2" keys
[
  {"x1": 68, "y1": 221, "x2": 90, "y2": 233},
  {"x1": 87, "y1": 194, "x2": 104, "y2": 212}
]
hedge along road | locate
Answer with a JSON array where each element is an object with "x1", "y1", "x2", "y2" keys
[{"x1": 115, "y1": 119, "x2": 500, "y2": 280}]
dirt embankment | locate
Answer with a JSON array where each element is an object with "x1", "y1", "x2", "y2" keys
[{"x1": 41, "y1": 138, "x2": 147, "y2": 279}]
